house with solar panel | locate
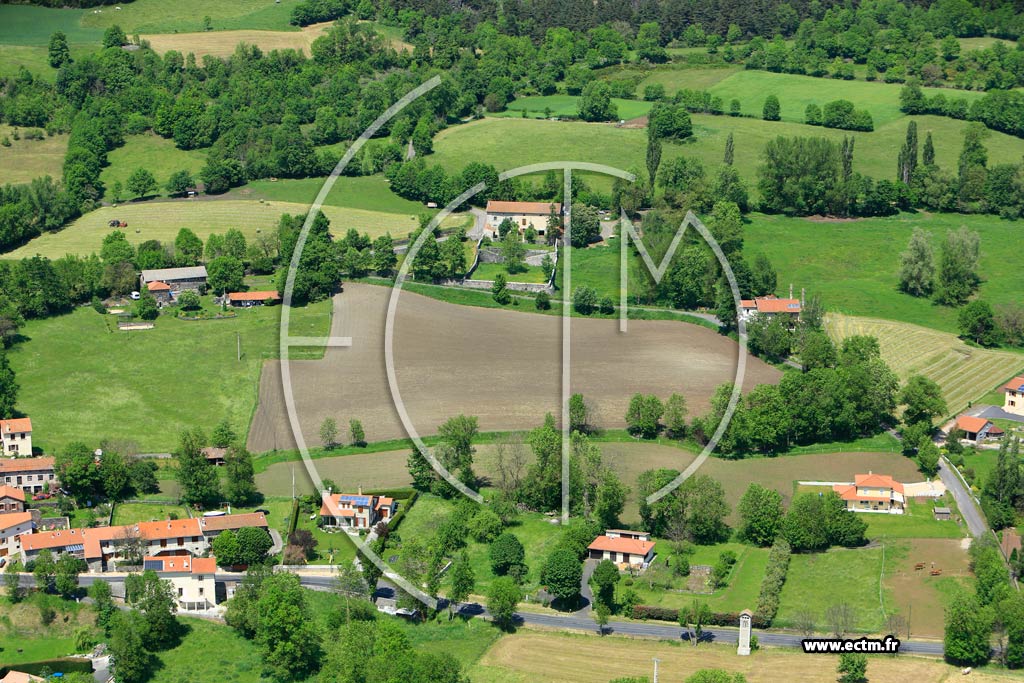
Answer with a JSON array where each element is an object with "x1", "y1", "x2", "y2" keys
[
  {"x1": 320, "y1": 490, "x2": 397, "y2": 530},
  {"x1": 1003, "y1": 375, "x2": 1024, "y2": 417},
  {"x1": 142, "y1": 555, "x2": 218, "y2": 611}
]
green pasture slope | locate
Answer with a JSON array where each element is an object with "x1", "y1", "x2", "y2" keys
[
  {"x1": 7, "y1": 296, "x2": 331, "y2": 453},
  {"x1": 433, "y1": 113, "x2": 1024, "y2": 195},
  {"x1": 745, "y1": 212, "x2": 1024, "y2": 333}
]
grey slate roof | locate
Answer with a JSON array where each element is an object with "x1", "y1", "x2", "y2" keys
[{"x1": 140, "y1": 266, "x2": 208, "y2": 282}]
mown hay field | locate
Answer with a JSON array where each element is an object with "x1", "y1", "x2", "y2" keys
[
  {"x1": 4, "y1": 199, "x2": 442, "y2": 260},
  {"x1": 827, "y1": 313, "x2": 1024, "y2": 415},
  {"x1": 468, "y1": 632, "x2": 1020, "y2": 683},
  {"x1": 141, "y1": 21, "x2": 333, "y2": 59}
]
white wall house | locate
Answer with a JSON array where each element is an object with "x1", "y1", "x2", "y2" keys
[
  {"x1": 485, "y1": 201, "x2": 561, "y2": 238},
  {"x1": 0, "y1": 418, "x2": 32, "y2": 457},
  {"x1": 0, "y1": 512, "x2": 33, "y2": 558},
  {"x1": 1004, "y1": 376, "x2": 1024, "y2": 417},
  {"x1": 143, "y1": 555, "x2": 218, "y2": 611},
  {"x1": 18, "y1": 512, "x2": 269, "y2": 572},
  {"x1": 587, "y1": 529, "x2": 655, "y2": 568},
  {"x1": 0, "y1": 456, "x2": 56, "y2": 495}
]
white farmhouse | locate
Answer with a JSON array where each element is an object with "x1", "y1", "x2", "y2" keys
[
  {"x1": 485, "y1": 200, "x2": 561, "y2": 238},
  {"x1": 0, "y1": 418, "x2": 32, "y2": 457}
]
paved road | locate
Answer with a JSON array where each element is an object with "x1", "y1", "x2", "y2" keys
[
  {"x1": 937, "y1": 456, "x2": 987, "y2": 538},
  {"x1": 22, "y1": 573, "x2": 945, "y2": 656},
  {"x1": 455, "y1": 601, "x2": 945, "y2": 655}
]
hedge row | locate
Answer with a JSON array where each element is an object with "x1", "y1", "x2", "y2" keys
[
  {"x1": 364, "y1": 487, "x2": 417, "y2": 501},
  {"x1": 754, "y1": 538, "x2": 792, "y2": 625},
  {"x1": 631, "y1": 605, "x2": 770, "y2": 629},
  {"x1": 387, "y1": 490, "x2": 419, "y2": 532}
]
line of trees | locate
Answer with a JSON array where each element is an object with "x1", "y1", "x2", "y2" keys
[{"x1": 944, "y1": 535, "x2": 1024, "y2": 668}]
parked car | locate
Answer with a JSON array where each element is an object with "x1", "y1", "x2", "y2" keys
[{"x1": 130, "y1": 291, "x2": 141, "y2": 300}]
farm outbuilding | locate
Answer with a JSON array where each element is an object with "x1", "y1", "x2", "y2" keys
[
  {"x1": 140, "y1": 266, "x2": 208, "y2": 293},
  {"x1": 227, "y1": 291, "x2": 281, "y2": 307},
  {"x1": 933, "y1": 507, "x2": 951, "y2": 520},
  {"x1": 955, "y1": 415, "x2": 1004, "y2": 443}
]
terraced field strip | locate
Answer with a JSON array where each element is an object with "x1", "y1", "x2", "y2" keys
[{"x1": 827, "y1": 313, "x2": 1024, "y2": 415}]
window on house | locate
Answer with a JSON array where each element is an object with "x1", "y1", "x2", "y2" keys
[
  {"x1": 178, "y1": 587, "x2": 183, "y2": 597},
  {"x1": 198, "y1": 587, "x2": 204, "y2": 595}
]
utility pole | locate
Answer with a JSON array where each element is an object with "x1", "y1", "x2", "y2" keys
[{"x1": 652, "y1": 658, "x2": 660, "y2": 683}]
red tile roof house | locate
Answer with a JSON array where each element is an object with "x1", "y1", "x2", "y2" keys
[
  {"x1": 0, "y1": 511, "x2": 33, "y2": 559},
  {"x1": 0, "y1": 484, "x2": 26, "y2": 513},
  {"x1": 955, "y1": 415, "x2": 1004, "y2": 443},
  {"x1": 145, "y1": 280, "x2": 172, "y2": 303},
  {"x1": 226, "y1": 291, "x2": 281, "y2": 307},
  {"x1": 320, "y1": 492, "x2": 397, "y2": 530},
  {"x1": 0, "y1": 456, "x2": 56, "y2": 495},
  {"x1": 143, "y1": 555, "x2": 218, "y2": 611},
  {"x1": 0, "y1": 417, "x2": 33, "y2": 457},
  {"x1": 739, "y1": 296, "x2": 802, "y2": 325},
  {"x1": 587, "y1": 529, "x2": 656, "y2": 569},
  {"x1": 485, "y1": 200, "x2": 562, "y2": 238},
  {"x1": 1002, "y1": 375, "x2": 1024, "y2": 417},
  {"x1": 18, "y1": 512, "x2": 268, "y2": 572},
  {"x1": 832, "y1": 473, "x2": 906, "y2": 514}
]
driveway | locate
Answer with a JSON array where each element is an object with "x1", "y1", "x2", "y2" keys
[
  {"x1": 575, "y1": 559, "x2": 597, "y2": 615},
  {"x1": 938, "y1": 457, "x2": 987, "y2": 538},
  {"x1": 968, "y1": 404, "x2": 1024, "y2": 424}
]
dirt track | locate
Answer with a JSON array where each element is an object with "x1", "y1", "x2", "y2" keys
[{"x1": 246, "y1": 283, "x2": 779, "y2": 453}]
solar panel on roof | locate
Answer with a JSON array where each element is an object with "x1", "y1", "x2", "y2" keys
[
  {"x1": 340, "y1": 495, "x2": 371, "y2": 505},
  {"x1": 143, "y1": 560, "x2": 163, "y2": 571},
  {"x1": 66, "y1": 544, "x2": 84, "y2": 552}
]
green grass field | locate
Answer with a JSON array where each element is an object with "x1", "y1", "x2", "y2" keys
[
  {"x1": 78, "y1": 0, "x2": 301, "y2": 34},
  {"x1": 747, "y1": 211, "x2": 1024, "y2": 333},
  {"x1": 471, "y1": 262, "x2": 549, "y2": 284},
  {"x1": 630, "y1": 541, "x2": 770, "y2": 613},
  {"x1": 235, "y1": 174, "x2": 438, "y2": 216},
  {"x1": 0, "y1": 125, "x2": 69, "y2": 187},
  {"x1": 498, "y1": 95, "x2": 653, "y2": 120},
  {"x1": 391, "y1": 493, "x2": 566, "y2": 598},
  {"x1": 635, "y1": 66, "x2": 742, "y2": 96},
  {"x1": 0, "y1": 5, "x2": 100, "y2": 47},
  {"x1": 705, "y1": 70, "x2": 986, "y2": 127},
  {"x1": 99, "y1": 134, "x2": 208, "y2": 198},
  {"x1": 430, "y1": 114, "x2": 1024, "y2": 198},
  {"x1": 775, "y1": 546, "x2": 888, "y2": 632},
  {"x1": 148, "y1": 618, "x2": 263, "y2": 683},
  {"x1": 862, "y1": 499, "x2": 965, "y2": 540},
  {"x1": 111, "y1": 501, "x2": 189, "y2": 525},
  {"x1": 7, "y1": 296, "x2": 331, "y2": 453}
]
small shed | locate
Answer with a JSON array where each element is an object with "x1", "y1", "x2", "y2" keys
[{"x1": 933, "y1": 506, "x2": 952, "y2": 521}]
